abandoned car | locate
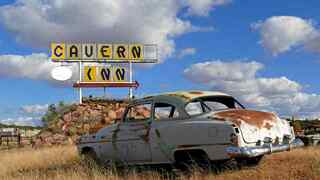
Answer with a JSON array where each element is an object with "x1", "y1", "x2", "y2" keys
[{"x1": 77, "y1": 91, "x2": 304, "y2": 167}]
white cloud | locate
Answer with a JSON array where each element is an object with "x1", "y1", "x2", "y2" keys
[
  {"x1": 184, "y1": 60, "x2": 263, "y2": 82},
  {"x1": 184, "y1": 60, "x2": 320, "y2": 118},
  {"x1": 0, "y1": 0, "x2": 228, "y2": 62},
  {"x1": 305, "y1": 34, "x2": 320, "y2": 53},
  {"x1": 185, "y1": 0, "x2": 232, "y2": 16},
  {"x1": 0, "y1": 53, "x2": 77, "y2": 85},
  {"x1": 21, "y1": 104, "x2": 48, "y2": 114},
  {"x1": 0, "y1": 116, "x2": 43, "y2": 127},
  {"x1": 252, "y1": 16, "x2": 320, "y2": 56},
  {"x1": 177, "y1": 47, "x2": 197, "y2": 59},
  {"x1": 0, "y1": 53, "x2": 54, "y2": 81}
]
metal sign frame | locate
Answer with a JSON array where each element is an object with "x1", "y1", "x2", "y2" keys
[
  {"x1": 51, "y1": 43, "x2": 158, "y2": 104},
  {"x1": 51, "y1": 43, "x2": 158, "y2": 62}
]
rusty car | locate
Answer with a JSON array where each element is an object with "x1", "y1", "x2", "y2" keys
[{"x1": 77, "y1": 91, "x2": 304, "y2": 168}]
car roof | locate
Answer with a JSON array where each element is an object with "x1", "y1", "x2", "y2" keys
[{"x1": 132, "y1": 91, "x2": 232, "y2": 105}]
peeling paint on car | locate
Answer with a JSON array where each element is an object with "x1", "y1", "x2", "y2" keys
[
  {"x1": 211, "y1": 109, "x2": 292, "y2": 144},
  {"x1": 140, "y1": 127, "x2": 151, "y2": 143},
  {"x1": 143, "y1": 91, "x2": 231, "y2": 103},
  {"x1": 188, "y1": 91, "x2": 204, "y2": 95},
  {"x1": 167, "y1": 93, "x2": 192, "y2": 101},
  {"x1": 154, "y1": 129, "x2": 175, "y2": 162},
  {"x1": 155, "y1": 129, "x2": 161, "y2": 138},
  {"x1": 264, "y1": 122, "x2": 273, "y2": 130},
  {"x1": 166, "y1": 91, "x2": 230, "y2": 102},
  {"x1": 112, "y1": 123, "x2": 120, "y2": 150},
  {"x1": 128, "y1": 122, "x2": 151, "y2": 143},
  {"x1": 213, "y1": 109, "x2": 277, "y2": 128}
]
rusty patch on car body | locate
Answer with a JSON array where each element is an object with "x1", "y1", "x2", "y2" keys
[
  {"x1": 128, "y1": 122, "x2": 151, "y2": 143},
  {"x1": 167, "y1": 91, "x2": 227, "y2": 101},
  {"x1": 213, "y1": 109, "x2": 277, "y2": 129},
  {"x1": 112, "y1": 124, "x2": 120, "y2": 150},
  {"x1": 143, "y1": 91, "x2": 231, "y2": 102},
  {"x1": 264, "y1": 122, "x2": 273, "y2": 130},
  {"x1": 167, "y1": 93, "x2": 192, "y2": 101},
  {"x1": 188, "y1": 91, "x2": 204, "y2": 95}
]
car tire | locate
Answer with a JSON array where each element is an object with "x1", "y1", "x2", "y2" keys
[
  {"x1": 174, "y1": 150, "x2": 211, "y2": 173},
  {"x1": 81, "y1": 148, "x2": 100, "y2": 167}
]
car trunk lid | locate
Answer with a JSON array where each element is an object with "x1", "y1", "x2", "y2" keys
[{"x1": 210, "y1": 109, "x2": 292, "y2": 144}]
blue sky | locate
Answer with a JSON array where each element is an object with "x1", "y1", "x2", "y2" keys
[{"x1": 0, "y1": 0, "x2": 320, "y2": 125}]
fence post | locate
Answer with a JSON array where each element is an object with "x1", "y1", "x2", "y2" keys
[{"x1": 18, "y1": 134, "x2": 21, "y2": 146}]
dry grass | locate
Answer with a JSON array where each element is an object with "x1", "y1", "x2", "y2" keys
[
  {"x1": 204, "y1": 147, "x2": 320, "y2": 180},
  {"x1": 0, "y1": 146, "x2": 319, "y2": 180}
]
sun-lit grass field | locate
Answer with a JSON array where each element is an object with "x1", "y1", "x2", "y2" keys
[{"x1": 0, "y1": 145, "x2": 319, "y2": 180}]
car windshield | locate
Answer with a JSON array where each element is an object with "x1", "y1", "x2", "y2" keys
[{"x1": 185, "y1": 96, "x2": 244, "y2": 116}]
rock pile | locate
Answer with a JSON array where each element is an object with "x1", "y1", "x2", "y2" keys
[{"x1": 35, "y1": 99, "x2": 128, "y2": 146}]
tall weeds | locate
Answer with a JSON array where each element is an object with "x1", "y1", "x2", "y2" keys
[{"x1": 0, "y1": 146, "x2": 319, "y2": 180}]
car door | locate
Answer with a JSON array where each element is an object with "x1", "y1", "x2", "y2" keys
[
  {"x1": 149, "y1": 101, "x2": 183, "y2": 163},
  {"x1": 114, "y1": 102, "x2": 152, "y2": 164}
]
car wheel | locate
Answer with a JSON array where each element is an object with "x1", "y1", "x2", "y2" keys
[
  {"x1": 174, "y1": 150, "x2": 211, "y2": 173},
  {"x1": 81, "y1": 148, "x2": 100, "y2": 167},
  {"x1": 218, "y1": 159, "x2": 239, "y2": 172}
]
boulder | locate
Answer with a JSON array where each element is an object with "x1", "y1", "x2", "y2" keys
[{"x1": 108, "y1": 110, "x2": 117, "y2": 120}]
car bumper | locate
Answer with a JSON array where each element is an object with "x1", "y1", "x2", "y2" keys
[{"x1": 226, "y1": 138, "x2": 304, "y2": 158}]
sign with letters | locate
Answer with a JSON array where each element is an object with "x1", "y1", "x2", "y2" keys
[
  {"x1": 83, "y1": 65, "x2": 128, "y2": 82},
  {"x1": 97, "y1": 66, "x2": 112, "y2": 82},
  {"x1": 97, "y1": 44, "x2": 112, "y2": 60},
  {"x1": 67, "y1": 43, "x2": 81, "y2": 60},
  {"x1": 50, "y1": 42, "x2": 157, "y2": 103},
  {"x1": 82, "y1": 44, "x2": 97, "y2": 59},
  {"x1": 50, "y1": 43, "x2": 157, "y2": 62},
  {"x1": 84, "y1": 66, "x2": 96, "y2": 82},
  {"x1": 129, "y1": 44, "x2": 143, "y2": 61},
  {"x1": 113, "y1": 66, "x2": 127, "y2": 82},
  {"x1": 51, "y1": 43, "x2": 65, "y2": 60},
  {"x1": 113, "y1": 44, "x2": 129, "y2": 60}
]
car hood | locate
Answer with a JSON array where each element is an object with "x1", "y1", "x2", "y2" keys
[{"x1": 209, "y1": 109, "x2": 292, "y2": 144}]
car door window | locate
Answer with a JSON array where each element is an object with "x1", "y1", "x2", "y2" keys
[
  {"x1": 185, "y1": 100, "x2": 210, "y2": 116},
  {"x1": 154, "y1": 103, "x2": 179, "y2": 120},
  {"x1": 185, "y1": 101, "x2": 202, "y2": 115},
  {"x1": 125, "y1": 103, "x2": 152, "y2": 122},
  {"x1": 204, "y1": 101, "x2": 229, "y2": 111}
]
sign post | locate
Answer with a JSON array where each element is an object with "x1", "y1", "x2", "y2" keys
[
  {"x1": 79, "y1": 61, "x2": 83, "y2": 104},
  {"x1": 51, "y1": 43, "x2": 157, "y2": 104},
  {"x1": 129, "y1": 61, "x2": 133, "y2": 98}
]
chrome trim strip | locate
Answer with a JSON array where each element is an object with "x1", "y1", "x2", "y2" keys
[{"x1": 226, "y1": 138, "x2": 304, "y2": 158}]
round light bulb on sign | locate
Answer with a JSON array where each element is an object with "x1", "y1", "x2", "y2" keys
[{"x1": 51, "y1": 66, "x2": 73, "y2": 81}]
